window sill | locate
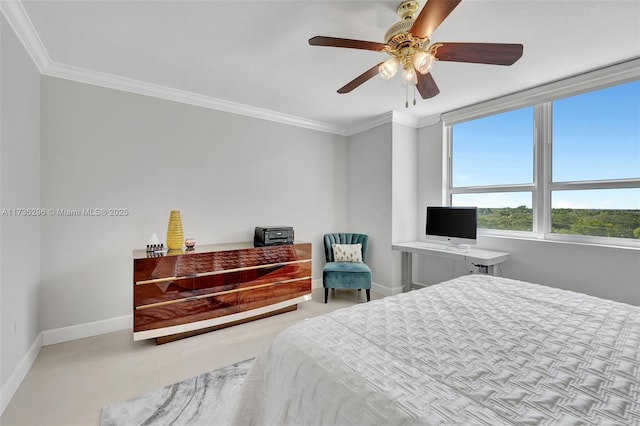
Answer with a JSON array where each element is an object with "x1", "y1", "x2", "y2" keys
[{"x1": 478, "y1": 231, "x2": 640, "y2": 251}]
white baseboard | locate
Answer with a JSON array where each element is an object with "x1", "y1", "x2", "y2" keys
[
  {"x1": 371, "y1": 281, "x2": 403, "y2": 297},
  {"x1": 41, "y1": 281, "x2": 324, "y2": 346},
  {"x1": 0, "y1": 278, "x2": 380, "y2": 415},
  {"x1": 41, "y1": 279, "x2": 326, "y2": 346},
  {"x1": 315, "y1": 279, "x2": 399, "y2": 298},
  {"x1": 41, "y1": 314, "x2": 132, "y2": 346},
  {"x1": 1, "y1": 333, "x2": 42, "y2": 416}
]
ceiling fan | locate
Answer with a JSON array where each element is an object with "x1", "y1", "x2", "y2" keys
[{"x1": 308, "y1": 0, "x2": 523, "y2": 106}]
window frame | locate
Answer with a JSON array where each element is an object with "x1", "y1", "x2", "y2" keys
[{"x1": 442, "y1": 59, "x2": 640, "y2": 248}]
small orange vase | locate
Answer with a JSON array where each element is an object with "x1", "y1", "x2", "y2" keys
[{"x1": 166, "y1": 210, "x2": 184, "y2": 250}]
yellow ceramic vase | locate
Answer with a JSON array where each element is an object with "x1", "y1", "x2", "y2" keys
[{"x1": 166, "y1": 210, "x2": 184, "y2": 250}]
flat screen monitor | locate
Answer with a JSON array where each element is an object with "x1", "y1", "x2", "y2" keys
[{"x1": 425, "y1": 206, "x2": 477, "y2": 247}]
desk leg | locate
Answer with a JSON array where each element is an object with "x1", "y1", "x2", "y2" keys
[
  {"x1": 478, "y1": 265, "x2": 497, "y2": 275},
  {"x1": 401, "y1": 252, "x2": 412, "y2": 292}
]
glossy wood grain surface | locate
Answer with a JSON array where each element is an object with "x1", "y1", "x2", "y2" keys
[
  {"x1": 237, "y1": 279, "x2": 311, "y2": 311},
  {"x1": 134, "y1": 292, "x2": 238, "y2": 331},
  {"x1": 132, "y1": 242, "x2": 312, "y2": 335},
  {"x1": 134, "y1": 263, "x2": 312, "y2": 308},
  {"x1": 134, "y1": 243, "x2": 309, "y2": 282},
  {"x1": 134, "y1": 278, "x2": 195, "y2": 307}
]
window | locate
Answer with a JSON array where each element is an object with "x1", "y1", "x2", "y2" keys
[
  {"x1": 453, "y1": 193, "x2": 533, "y2": 232},
  {"x1": 552, "y1": 83, "x2": 639, "y2": 182},
  {"x1": 446, "y1": 74, "x2": 640, "y2": 246},
  {"x1": 551, "y1": 189, "x2": 640, "y2": 239},
  {"x1": 451, "y1": 107, "x2": 534, "y2": 187},
  {"x1": 450, "y1": 107, "x2": 534, "y2": 233}
]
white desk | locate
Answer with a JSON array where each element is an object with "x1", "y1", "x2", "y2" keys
[{"x1": 392, "y1": 241, "x2": 510, "y2": 292}]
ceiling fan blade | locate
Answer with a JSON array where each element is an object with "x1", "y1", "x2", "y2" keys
[
  {"x1": 434, "y1": 42, "x2": 524, "y2": 65},
  {"x1": 416, "y1": 71, "x2": 440, "y2": 99},
  {"x1": 410, "y1": 0, "x2": 462, "y2": 39},
  {"x1": 337, "y1": 63, "x2": 383, "y2": 94},
  {"x1": 309, "y1": 36, "x2": 386, "y2": 52}
]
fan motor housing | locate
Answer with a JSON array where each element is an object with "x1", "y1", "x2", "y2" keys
[
  {"x1": 384, "y1": 0, "x2": 428, "y2": 50},
  {"x1": 384, "y1": 20, "x2": 414, "y2": 44}
]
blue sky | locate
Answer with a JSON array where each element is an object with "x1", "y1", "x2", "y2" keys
[{"x1": 451, "y1": 80, "x2": 640, "y2": 210}]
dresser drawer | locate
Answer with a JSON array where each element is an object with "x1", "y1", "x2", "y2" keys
[
  {"x1": 191, "y1": 274, "x2": 239, "y2": 296},
  {"x1": 134, "y1": 292, "x2": 238, "y2": 332},
  {"x1": 237, "y1": 278, "x2": 311, "y2": 312},
  {"x1": 236, "y1": 262, "x2": 311, "y2": 289},
  {"x1": 264, "y1": 278, "x2": 311, "y2": 305},
  {"x1": 204, "y1": 245, "x2": 299, "y2": 270},
  {"x1": 134, "y1": 278, "x2": 195, "y2": 307},
  {"x1": 187, "y1": 262, "x2": 312, "y2": 298},
  {"x1": 134, "y1": 245, "x2": 306, "y2": 282},
  {"x1": 135, "y1": 256, "x2": 205, "y2": 281}
]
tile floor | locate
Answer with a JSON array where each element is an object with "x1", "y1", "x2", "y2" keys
[{"x1": 1, "y1": 287, "x2": 380, "y2": 426}]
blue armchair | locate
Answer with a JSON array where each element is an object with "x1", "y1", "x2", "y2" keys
[{"x1": 322, "y1": 233, "x2": 371, "y2": 303}]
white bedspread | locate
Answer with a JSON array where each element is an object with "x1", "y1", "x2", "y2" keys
[{"x1": 232, "y1": 275, "x2": 640, "y2": 425}]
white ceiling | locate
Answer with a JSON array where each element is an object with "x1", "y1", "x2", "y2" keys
[{"x1": 12, "y1": 0, "x2": 640, "y2": 133}]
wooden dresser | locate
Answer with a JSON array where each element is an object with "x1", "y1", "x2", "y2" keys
[{"x1": 133, "y1": 241, "x2": 312, "y2": 343}]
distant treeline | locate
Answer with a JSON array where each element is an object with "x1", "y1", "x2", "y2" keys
[{"x1": 478, "y1": 206, "x2": 640, "y2": 239}]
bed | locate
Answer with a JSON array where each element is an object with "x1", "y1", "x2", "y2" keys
[{"x1": 231, "y1": 274, "x2": 640, "y2": 425}]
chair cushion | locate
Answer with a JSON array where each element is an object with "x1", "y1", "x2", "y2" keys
[
  {"x1": 323, "y1": 262, "x2": 371, "y2": 289},
  {"x1": 323, "y1": 261, "x2": 371, "y2": 273}
]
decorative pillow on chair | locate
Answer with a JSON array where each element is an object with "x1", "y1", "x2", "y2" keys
[{"x1": 332, "y1": 243, "x2": 363, "y2": 263}]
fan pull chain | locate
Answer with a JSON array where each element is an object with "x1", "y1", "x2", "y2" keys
[
  {"x1": 404, "y1": 85, "x2": 417, "y2": 108},
  {"x1": 406, "y1": 83, "x2": 410, "y2": 108}
]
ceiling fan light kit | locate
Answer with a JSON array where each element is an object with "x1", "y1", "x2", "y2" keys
[
  {"x1": 308, "y1": 0, "x2": 523, "y2": 107},
  {"x1": 402, "y1": 67, "x2": 418, "y2": 87},
  {"x1": 413, "y1": 50, "x2": 435, "y2": 74},
  {"x1": 379, "y1": 58, "x2": 400, "y2": 80}
]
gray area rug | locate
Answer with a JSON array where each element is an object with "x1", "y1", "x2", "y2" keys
[{"x1": 100, "y1": 358, "x2": 254, "y2": 426}]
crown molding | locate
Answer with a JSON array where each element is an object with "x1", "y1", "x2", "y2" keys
[
  {"x1": 391, "y1": 111, "x2": 421, "y2": 128},
  {"x1": 44, "y1": 62, "x2": 348, "y2": 136},
  {"x1": 0, "y1": 0, "x2": 348, "y2": 136},
  {"x1": 345, "y1": 112, "x2": 394, "y2": 136},
  {"x1": 1, "y1": 0, "x2": 442, "y2": 137},
  {"x1": 392, "y1": 111, "x2": 441, "y2": 128},
  {"x1": 0, "y1": 0, "x2": 50, "y2": 72},
  {"x1": 344, "y1": 110, "x2": 441, "y2": 136},
  {"x1": 417, "y1": 113, "x2": 441, "y2": 127},
  {"x1": 345, "y1": 111, "x2": 417, "y2": 136}
]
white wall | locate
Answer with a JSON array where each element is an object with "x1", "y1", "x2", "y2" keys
[
  {"x1": 0, "y1": 15, "x2": 41, "y2": 410},
  {"x1": 417, "y1": 122, "x2": 445, "y2": 231},
  {"x1": 390, "y1": 123, "x2": 418, "y2": 293},
  {"x1": 478, "y1": 236, "x2": 640, "y2": 305},
  {"x1": 39, "y1": 76, "x2": 348, "y2": 331},
  {"x1": 347, "y1": 123, "x2": 392, "y2": 294},
  {"x1": 414, "y1": 122, "x2": 466, "y2": 283},
  {"x1": 347, "y1": 121, "x2": 418, "y2": 296},
  {"x1": 415, "y1": 122, "x2": 640, "y2": 306}
]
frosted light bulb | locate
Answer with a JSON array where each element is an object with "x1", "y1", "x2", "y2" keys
[
  {"x1": 413, "y1": 51, "x2": 434, "y2": 74},
  {"x1": 402, "y1": 67, "x2": 417, "y2": 86},
  {"x1": 378, "y1": 58, "x2": 399, "y2": 80}
]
